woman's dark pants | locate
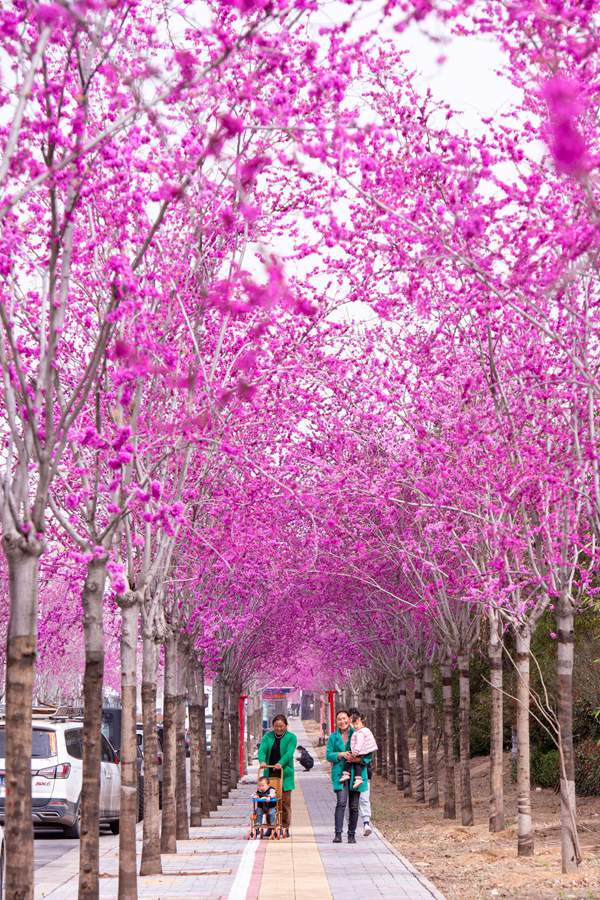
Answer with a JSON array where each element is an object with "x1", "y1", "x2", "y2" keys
[
  {"x1": 334, "y1": 785, "x2": 360, "y2": 835},
  {"x1": 281, "y1": 790, "x2": 292, "y2": 828}
]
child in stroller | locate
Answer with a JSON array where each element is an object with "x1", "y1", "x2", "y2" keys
[{"x1": 250, "y1": 775, "x2": 278, "y2": 838}]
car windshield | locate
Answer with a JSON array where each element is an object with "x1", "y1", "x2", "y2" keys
[{"x1": 0, "y1": 726, "x2": 56, "y2": 759}]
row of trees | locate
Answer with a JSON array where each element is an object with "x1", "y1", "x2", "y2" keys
[{"x1": 1, "y1": 0, "x2": 599, "y2": 897}]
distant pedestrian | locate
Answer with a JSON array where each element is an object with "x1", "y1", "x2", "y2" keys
[{"x1": 296, "y1": 745, "x2": 314, "y2": 771}]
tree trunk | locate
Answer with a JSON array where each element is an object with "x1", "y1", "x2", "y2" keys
[
  {"x1": 489, "y1": 610, "x2": 505, "y2": 832},
  {"x1": 3, "y1": 536, "x2": 42, "y2": 900},
  {"x1": 386, "y1": 686, "x2": 397, "y2": 784},
  {"x1": 515, "y1": 626, "x2": 533, "y2": 856},
  {"x1": 79, "y1": 556, "x2": 108, "y2": 900},
  {"x1": 458, "y1": 652, "x2": 473, "y2": 826},
  {"x1": 199, "y1": 681, "x2": 210, "y2": 816},
  {"x1": 140, "y1": 634, "x2": 162, "y2": 876},
  {"x1": 241, "y1": 696, "x2": 248, "y2": 777},
  {"x1": 189, "y1": 660, "x2": 208, "y2": 827},
  {"x1": 209, "y1": 676, "x2": 223, "y2": 809},
  {"x1": 160, "y1": 631, "x2": 178, "y2": 854},
  {"x1": 244, "y1": 695, "x2": 252, "y2": 769},
  {"x1": 175, "y1": 644, "x2": 189, "y2": 841},
  {"x1": 230, "y1": 690, "x2": 240, "y2": 789},
  {"x1": 557, "y1": 592, "x2": 580, "y2": 873},
  {"x1": 440, "y1": 660, "x2": 456, "y2": 820},
  {"x1": 118, "y1": 596, "x2": 139, "y2": 900},
  {"x1": 398, "y1": 677, "x2": 411, "y2": 796},
  {"x1": 220, "y1": 687, "x2": 231, "y2": 798},
  {"x1": 424, "y1": 663, "x2": 439, "y2": 808},
  {"x1": 375, "y1": 692, "x2": 385, "y2": 778},
  {"x1": 392, "y1": 685, "x2": 403, "y2": 789},
  {"x1": 414, "y1": 670, "x2": 425, "y2": 803},
  {"x1": 253, "y1": 698, "x2": 261, "y2": 769}
]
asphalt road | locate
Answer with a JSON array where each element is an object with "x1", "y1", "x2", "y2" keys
[{"x1": 34, "y1": 827, "x2": 113, "y2": 871}]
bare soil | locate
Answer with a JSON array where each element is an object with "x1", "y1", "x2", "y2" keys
[{"x1": 302, "y1": 720, "x2": 600, "y2": 900}]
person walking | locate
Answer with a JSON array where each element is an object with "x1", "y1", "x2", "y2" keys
[
  {"x1": 360, "y1": 763, "x2": 373, "y2": 836},
  {"x1": 326, "y1": 709, "x2": 373, "y2": 844},
  {"x1": 348, "y1": 707, "x2": 373, "y2": 835},
  {"x1": 257, "y1": 714, "x2": 297, "y2": 838}
]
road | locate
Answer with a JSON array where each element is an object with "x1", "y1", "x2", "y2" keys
[{"x1": 34, "y1": 827, "x2": 114, "y2": 870}]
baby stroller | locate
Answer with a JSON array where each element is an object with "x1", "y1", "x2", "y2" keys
[{"x1": 248, "y1": 764, "x2": 283, "y2": 840}]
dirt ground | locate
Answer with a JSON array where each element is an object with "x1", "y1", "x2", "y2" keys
[{"x1": 302, "y1": 720, "x2": 600, "y2": 900}]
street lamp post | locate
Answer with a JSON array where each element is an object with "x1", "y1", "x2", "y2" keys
[{"x1": 327, "y1": 690, "x2": 336, "y2": 734}]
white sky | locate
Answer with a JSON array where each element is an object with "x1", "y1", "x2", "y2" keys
[
  {"x1": 401, "y1": 25, "x2": 521, "y2": 132},
  {"x1": 311, "y1": 4, "x2": 521, "y2": 128}
]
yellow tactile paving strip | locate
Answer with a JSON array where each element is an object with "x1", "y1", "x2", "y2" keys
[{"x1": 259, "y1": 779, "x2": 332, "y2": 900}]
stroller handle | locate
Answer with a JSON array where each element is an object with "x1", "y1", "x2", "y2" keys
[{"x1": 260, "y1": 763, "x2": 283, "y2": 778}]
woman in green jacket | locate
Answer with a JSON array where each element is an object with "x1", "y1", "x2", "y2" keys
[
  {"x1": 257, "y1": 714, "x2": 297, "y2": 838},
  {"x1": 326, "y1": 709, "x2": 372, "y2": 844}
]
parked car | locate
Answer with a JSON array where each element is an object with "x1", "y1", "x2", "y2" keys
[
  {"x1": 205, "y1": 715, "x2": 212, "y2": 753},
  {"x1": 0, "y1": 719, "x2": 121, "y2": 837},
  {"x1": 135, "y1": 725, "x2": 144, "y2": 822},
  {"x1": 100, "y1": 712, "x2": 143, "y2": 821},
  {"x1": 100, "y1": 708, "x2": 122, "y2": 756},
  {"x1": 155, "y1": 717, "x2": 210, "y2": 808}
]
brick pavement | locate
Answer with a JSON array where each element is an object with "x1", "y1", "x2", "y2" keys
[
  {"x1": 293, "y1": 719, "x2": 445, "y2": 900},
  {"x1": 33, "y1": 719, "x2": 445, "y2": 899},
  {"x1": 257, "y1": 765, "x2": 331, "y2": 900},
  {"x1": 35, "y1": 789, "x2": 252, "y2": 897}
]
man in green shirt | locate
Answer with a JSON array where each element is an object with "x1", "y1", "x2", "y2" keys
[{"x1": 258, "y1": 714, "x2": 298, "y2": 838}]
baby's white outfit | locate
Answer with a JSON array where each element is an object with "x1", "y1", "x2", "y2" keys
[{"x1": 351, "y1": 726, "x2": 378, "y2": 756}]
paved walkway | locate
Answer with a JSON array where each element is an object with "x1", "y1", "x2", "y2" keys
[
  {"x1": 34, "y1": 720, "x2": 444, "y2": 898},
  {"x1": 279, "y1": 720, "x2": 444, "y2": 899}
]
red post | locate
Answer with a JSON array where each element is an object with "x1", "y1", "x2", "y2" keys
[
  {"x1": 327, "y1": 690, "x2": 336, "y2": 734},
  {"x1": 239, "y1": 694, "x2": 248, "y2": 777}
]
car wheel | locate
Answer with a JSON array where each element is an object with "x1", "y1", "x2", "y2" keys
[
  {"x1": 63, "y1": 800, "x2": 81, "y2": 839},
  {"x1": 109, "y1": 818, "x2": 120, "y2": 835}
]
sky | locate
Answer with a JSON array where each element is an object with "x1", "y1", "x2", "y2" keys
[
  {"x1": 400, "y1": 22, "x2": 520, "y2": 129},
  {"x1": 305, "y1": 1, "x2": 520, "y2": 129}
]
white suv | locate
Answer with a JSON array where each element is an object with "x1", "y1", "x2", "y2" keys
[{"x1": 0, "y1": 719, "x2": 121, "y2": 837}]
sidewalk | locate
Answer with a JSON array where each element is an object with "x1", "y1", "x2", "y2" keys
[
  {"x1": 279, "y1": 720, "x2": 445, "y2": 900},
  {"x1": 34, "y1": 721, "x2": 445, "y2": 898},
  {"x1": 35, "y1": 795, "x2": 249, "y2": 898}
]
